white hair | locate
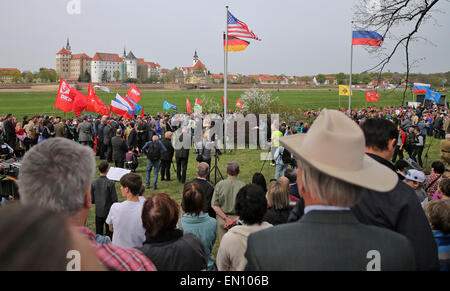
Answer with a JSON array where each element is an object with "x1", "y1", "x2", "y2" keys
[
  {"x1": 296, "y1": 157, "x2": 362, "y2": 207},
  {"x1": 19, "y1": 138, "x2": 96, "y2": 214}
]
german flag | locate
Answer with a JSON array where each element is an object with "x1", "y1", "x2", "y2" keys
[{"x1": 224, "y1": 35, "x2": 250, "y2": 52}]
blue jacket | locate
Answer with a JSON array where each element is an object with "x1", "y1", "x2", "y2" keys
[{"x1": 181, "y1": 213, "x2": 217, "y2": 270}]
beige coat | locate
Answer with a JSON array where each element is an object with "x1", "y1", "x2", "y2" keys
[
  {"x1": 441, "y1": 139, "x2": 450, "y2": 165},
  {"x1": 216, "y1": 222, "x2": 272, "y2": 271}
]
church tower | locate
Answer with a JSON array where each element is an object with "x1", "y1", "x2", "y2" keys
[{"x1": 193, "y1": 50, "x2": 199, "y2": 66}]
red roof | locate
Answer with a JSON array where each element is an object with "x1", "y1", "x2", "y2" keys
[
  {"x1": 57, "y1": 47, "x2": 71, "y2": 55},
  {"x1": 0, "y1": 68, "x2": 20, "y2": 72},
  {"x1": 92, "y1": 53, "x2": 123, "y2": 62},
  {"x1": 71, "y1": 53, "x2": 91, "y2": 60},
  {"x1": 137, "y1": 58, "x2": 145, "y2": 65},
  {"x1": 181, "y1": 60, "x2": 207, "y2": 73}
]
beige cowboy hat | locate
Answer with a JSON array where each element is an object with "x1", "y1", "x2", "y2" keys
[{"x1": 280, "y1": 109, "x2": 397, "y2": 192}]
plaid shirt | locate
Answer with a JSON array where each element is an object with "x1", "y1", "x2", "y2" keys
[{"x1": 77, "y1": 227, "x2": 157, "y2": 271}]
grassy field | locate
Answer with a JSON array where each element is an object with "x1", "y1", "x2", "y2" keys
[
  {"x1": 0, "y1": 88, "x2": 413, "y2": 119},
  {"x1": 1, "y1": 88, "x2": 442, "y2": 258}
]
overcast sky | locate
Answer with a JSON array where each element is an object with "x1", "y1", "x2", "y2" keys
[{"x1": 1, "y1": 0, "x2": 449, "y2": 76}]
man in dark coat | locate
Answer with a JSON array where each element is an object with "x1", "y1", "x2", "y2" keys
[
  {"x1": 352, "y1": 118, "x2": 439, "y2": 271},
  {"x1": 96, "y1": 116, "x2": 107, "y2": 160},
  {"x1": 127, "y1": 122, "x2": 138, "y2": 151},
  {"x1": 185, "y1": 162, "x2": 215, "y2": 218},
  {"x1": 174, "y1": 128, "x2": 190, "y2": 184},
  {"x1": 91, "y1": 161, "x2": 118, "y2": 239},
  {"x1": 245, "y1": 110, "x2": 416, "y2": 271},
  {"x1": 3, "y1": 114, "x2": 16, "y2": 151},
  {"x1": 103, "y1": 120, "x2": 114, "y2": 163},
  {"x1": 111, "y1": 129, "x2": 128, "y2": 168},
  {"x1": 160, "y1": 131, "x2": 175, "y2": 181}
]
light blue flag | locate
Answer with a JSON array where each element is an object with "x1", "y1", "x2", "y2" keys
[
  {"x1": 163, "y1": 101, "x2": 176, "y2": 111},
  {"x1": 425, "y1": 89, "x2": 442, "y2": 103}
]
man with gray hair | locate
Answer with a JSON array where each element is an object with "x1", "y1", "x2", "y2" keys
[
  {"x1": 211, "y1": 161, "x2": 246, "y2": 242},
  {"x1": 245, "y1": 110, "x2": 416, "y2": 271},
  {"x1": 18, "y1": 138, "x2": 157, "y2": 271},
  {"x1": 186, "y1": 162, "x2": 215, "y2": 218}
]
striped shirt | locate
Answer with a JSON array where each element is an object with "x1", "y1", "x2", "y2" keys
[{"x1": 77, "y1": 227, "x2": 157, "y2": 271}]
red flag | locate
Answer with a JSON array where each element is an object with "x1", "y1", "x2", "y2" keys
[
  {"x1": 95, "y1": 100, "x2": 110, "y2": 117},
  {"x1": 195, "y1": 98, "x2": 202, "y2": 106},
  {"x1": 127, "y1": 84, "x2": 141, "y2": 103},
  {"x1": 70, "y1": 88, "x2": 88, "y2": 116},
  {"x1": 236, "y1": 98, "x2": 243, "y2": 109},
  {"x1": 366, "y1": 91, "x2": 380, "y2": 102},
  {"x1": 141, "y1": 106, "x2": 144, "y2": 119},
  {"x1": 186, "y1": 98, "x2": 193, "y2": 114},
  {"x1": 86, "y1": 84, "x2": 98, "y2": 112},
  {"x1": 55, "y1": 79, "x2": 74, "y2": 113},
  {"x1": 222, "y1": 95, "x2": 229, "y2": 105}
]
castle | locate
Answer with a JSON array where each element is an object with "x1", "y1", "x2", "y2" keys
[{"x1": 55, "y1": 39, "x2": 160, "y2": 83}]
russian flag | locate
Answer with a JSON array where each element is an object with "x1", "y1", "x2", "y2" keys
[
  {"x1": 352, "y1": 31, "x2": 383, "y2": 47},
  {"x1": 126, "y1": 96, "x2": 142, "y2": 115},
  {"x1": 114, "y1": 94, "x2": 134, "y2": 119},
  {"x1": 413, "y1": 83, "x2": 431, "y2": 94},
  {"x1": 110, "y1": 100, "x2": 128, "y2": 117}
]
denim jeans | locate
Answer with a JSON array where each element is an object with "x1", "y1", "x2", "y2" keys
[
  {"x1": 275, "y1": 162, "x2": 288, "y2": 179},
  {"x1": 146, "y1": 159, "x2": 161, "y2": 188}
]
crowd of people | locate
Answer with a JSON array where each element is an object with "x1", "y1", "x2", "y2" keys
[{"x1": 0, "y1": 102, "x2": 449, "y2": 271}]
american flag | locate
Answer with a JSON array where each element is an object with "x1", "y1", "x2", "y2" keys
[{"x1": 227, "y1": 11, "x2": 261, "y2": 41}]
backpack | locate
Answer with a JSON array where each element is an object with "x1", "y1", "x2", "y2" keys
[
  {"x1": 281, "y1": 147, "x2": 293, "y2": 165},
  {"x1": 146, "y1": 142, "x2": 161, "y2": 162}
]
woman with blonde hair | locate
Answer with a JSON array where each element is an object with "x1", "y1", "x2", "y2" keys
[{"x1": 263, "y1": 180, "x2": 292, "y2": 225}]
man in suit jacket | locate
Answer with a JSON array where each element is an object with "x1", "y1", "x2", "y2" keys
[
  {"x1": 77, "y1": 116, "x2": 93, "y2": 147},
  {"x1": 111, "y1": 129, "x2": 128, "y2": 168},
  {"x1": 245, "y1": 110, "x2": 416, "y2": 271},
  {"x1": 173, "y1": 127, "x2": 190, "y2": 184},
  {"x1": 186, "y1": 162, "x2": 215, "y2": 218},
  {"x1": 103, "y1": 120, "x2": 114, "y2": 163},
  {"x1": 127, "y1": 122, "x2": 138, "y2": 151},
  {"x1": 91, "y1": 161, "x2": 118, "y2": 239}
]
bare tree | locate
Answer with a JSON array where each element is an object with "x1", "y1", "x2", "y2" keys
[{"x1": 353, "y1": 0, "x2": 446, "y2": 104}]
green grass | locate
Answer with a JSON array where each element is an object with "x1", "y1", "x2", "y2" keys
[{"x1": 0, "y1": 88, "x2": 413, "y2": 119}]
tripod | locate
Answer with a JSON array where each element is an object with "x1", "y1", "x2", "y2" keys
[
  {"x1": 209, "y1": 150, "x2": 224, "y2": 186},
  {"x1": 259, "y1": 147, "x2": 273, "y2": 174},
  {"x1": 423, "y1": 137, "x2": 434, "y2": 169}
]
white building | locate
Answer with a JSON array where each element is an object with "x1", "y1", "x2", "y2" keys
[
  {"x1": 91, "y1": 52, "x2": 124, "y2": 83},
  {"x1": 124, "y1": 51, "x2": 137, "y2": 79}
]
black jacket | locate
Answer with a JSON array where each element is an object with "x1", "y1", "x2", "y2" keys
[
  {"x1": 161, "y1": 138, "x2": 174, "y2": 162},
  {"x1": 186, "y1": 178, "x2": 215, "y2": 218},
  {"x1": 91, "y1": 176, "x2": 118, "y2": 218},
  {"x1": 103, "y1": 125, "x2": 114, "y2": 145},
  {"x1": 137, "y1": 229, "x2": 207, "y2": 271},
  {"x1": 127, "y1": 129, "x2": 138, "y2": 148},
  {"x1": 351, "y1": 153, "x2": 440, "y2": 271},
  {"x1": 263, "y1": 206, "x2": 292, "y2": 226}
]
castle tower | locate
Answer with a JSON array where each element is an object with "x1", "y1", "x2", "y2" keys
[{"x1": 66, "y1": 38, "x2": 72, "y2": 53}]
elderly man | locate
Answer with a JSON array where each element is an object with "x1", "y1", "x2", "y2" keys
[
  {"x1": 18, "y1": 138, "x2": 156, "y2": 271},
  {"x1": 245, "y1": 109, "x2": 415, "y2": 271},
  {"x1": 211, "y1": 161, "x2": 246, "y2": 243}
]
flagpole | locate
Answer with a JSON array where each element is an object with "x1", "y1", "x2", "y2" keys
[
  {"x1": 348, "y1": 21, "x2": 353, "y2": 117},
  {"x1": 224, "y1": 6, "x2": 229, "y2": 151}
]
